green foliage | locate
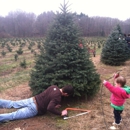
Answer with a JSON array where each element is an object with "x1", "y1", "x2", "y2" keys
[
  {"x1": 7, "y1": 44, "x2": 12, "y2": 52},
  {"x1": 101, "y1": 24, "x2": 130, "y2": 66},
  {"x1": 16, "y1": 47, "x2": 23, "y2": 55},
  {"x1": 14, "y1": 54, "x2": 18, "y2": 61},
  {"x1": 29, "y1": 2, "x2": 101, "y2": 97},
  {"x1": 28, "y1": 45, "x2": 32, "y2": 50},
  {"x1": 34, "y1": 51, "x2": 37, "y2": 56},
  {"x1": 37, "y1": 42, "x2": 41, "y2": 49},
  {"x1": 20, "y1": 58, "x2": 27, "y2": 68},
  {"x1": 1, "y1": 42, "x2": 5, "y2": 48},
  {"x1": 1, "y1": 50, "x2": 6, "y2": 57},
  {"x1": 31, "y1": 49, "x2": 34, "y2": 53}
]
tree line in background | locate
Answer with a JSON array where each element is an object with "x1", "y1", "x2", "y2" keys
[{"x1": 0, "y1": 10, "x2": 130, "y2": 38}]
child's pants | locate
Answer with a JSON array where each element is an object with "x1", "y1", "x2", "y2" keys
[
  {"x1": 0, "y1": 98, "x2": 38, "y2": 122},
  {"x1": 113, "y1": 108, "x2": 123, "y2": 124}
]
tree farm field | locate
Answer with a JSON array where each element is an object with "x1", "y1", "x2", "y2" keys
[{"x1": 0, "y1": 37, "x2": 130, "y2": 130}]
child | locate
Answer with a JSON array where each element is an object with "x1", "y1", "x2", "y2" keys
[{"x1": 103, "y1": 73, "x2": 130, "y2": 129}]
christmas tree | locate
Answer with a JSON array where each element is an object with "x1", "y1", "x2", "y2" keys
[
  {"x1": 101, "y1": 24, "x2": 130, "y2": 66},
  {"x1": 29, "y1": 1, "x2": 101, "y2": 97}
]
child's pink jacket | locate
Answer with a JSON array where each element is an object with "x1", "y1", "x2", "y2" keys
[{"x1": 103, "y1": 81, "x2": 130, "y2": 106}]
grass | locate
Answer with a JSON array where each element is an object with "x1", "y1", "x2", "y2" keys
[
  {"x1": 96, "y1": 47, "x2": 102, "y2": 55},
  {"x1": 0, "y1": 71, "x2": 30, "y2": 92}
]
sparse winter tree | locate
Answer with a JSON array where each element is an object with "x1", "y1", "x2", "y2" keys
[
  {"x1": 29, "y1": 1, "x2": 101, "y2": 97},
  {"x1": 101, "y1": 24, "x2": 130, "y2": 66}
]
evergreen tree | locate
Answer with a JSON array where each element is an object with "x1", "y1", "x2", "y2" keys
[
  {"x1": 101, "y1": 24, "x2": 130, "y2": 66},
  {"x1": 1, "y1": 50, "x2": 6, "y2": 57},
  {"x1": 20, "y1": 58, "x2": 27, "y2": 68},
  {"x1": 16, "y1": 47, "x2": 23, "y2": 55},
  {"x1": 14, "y1": 54, "x2": 18, "y2": 61},
  {"x1": 29, "y1": 1, "x2": 100, "y2": 97}
]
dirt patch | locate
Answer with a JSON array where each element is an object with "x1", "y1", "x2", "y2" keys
[{"x1": 0, "y1": 55, "x2": 130, "y2": 130}]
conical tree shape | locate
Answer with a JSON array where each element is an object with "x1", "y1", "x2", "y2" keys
[
  {"x1": 29, "y1": 2, "x2": 101, "y2": 97},
  {"x1": 101, "y1": 24, "x2": 130, "y2": 66}
]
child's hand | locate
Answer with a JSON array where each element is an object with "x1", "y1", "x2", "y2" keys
[
  {"x1": 113, "y1": 72, "x2": 119, "y2": 79},
  {"x1": 103, "y1": 80, "x2": 107, "y2": 85}
]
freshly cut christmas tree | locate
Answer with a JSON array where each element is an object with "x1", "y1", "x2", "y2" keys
[
  {"x1": 29, "y1": 1, "x2": 101, "y2": 97},
  {"x1": 101, "y1": 24, "x2": 130, "y2": 66}
]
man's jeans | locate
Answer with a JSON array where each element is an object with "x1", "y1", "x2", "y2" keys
[{"x1": 0, "y1": 98, "x2": 38, "y2": 122}]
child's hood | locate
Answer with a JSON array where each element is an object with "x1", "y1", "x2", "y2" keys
[{"x1": 123, "y1": 85, "x2": 130, "y2": 94}]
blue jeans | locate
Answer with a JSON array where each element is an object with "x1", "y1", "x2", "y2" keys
[{"x1": 0, "y1": 98, "x2": 38, "y2": 122}]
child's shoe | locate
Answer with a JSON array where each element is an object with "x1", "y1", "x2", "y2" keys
[
  {"x1": 112, "y1": 122, "x2": 121, "y2": 125},
  {"x1": 109, "y1": 123, "x2": 120, "y2": 129}
]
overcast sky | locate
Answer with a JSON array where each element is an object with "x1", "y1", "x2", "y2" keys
[{"x1": 0, "y1": 0, "x2": 130, "y2": 21}]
